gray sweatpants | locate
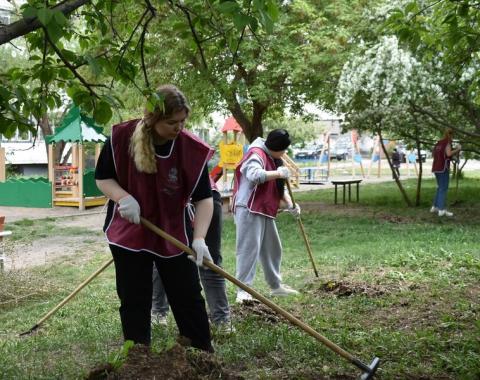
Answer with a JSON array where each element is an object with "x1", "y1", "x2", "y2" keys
[{"x1": 234, "y1": 206, "x2": 282, "y2": 290}]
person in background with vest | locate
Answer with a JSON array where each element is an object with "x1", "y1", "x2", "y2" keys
[
  {"x1": 95, "y1": 84, "x2": 214, "y2": 352},
  {"x1": 151, "y1": 174, "x2": 232, "y2": 333},
  {"x1": 431, "y1": 128, "x2": 462, "y2": 217},
  {"x1": 232, "y1": 129, "x2": 300, "y2": 303}
]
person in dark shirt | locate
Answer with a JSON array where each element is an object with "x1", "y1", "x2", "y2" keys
[
  {"x1": 150, "y1": 175, "x2": 232, "y2": 333},
  {"x1": 95, "y1": 84, "x2": 214, "y2": 352},
  {"x1": 391, "y1": 148, "x2": 401, "y2": 179}
]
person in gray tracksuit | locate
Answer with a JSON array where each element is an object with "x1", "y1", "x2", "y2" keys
[{"x1": 232, "y1": 129, "x2": 300, "y2": 303}]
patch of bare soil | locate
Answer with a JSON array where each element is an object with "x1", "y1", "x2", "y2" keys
[
  {"x1": 231, "y1": 299, "x2": 281, "y2": 324},
  {"x1": 4, "y1": 214, "x2": 106, "y2": 270},
  {"x1": 374, "y1": 212, "x2": 411, "y2": 224},
  {"x1": 310, "y1": 280, "x2": 387, "y2": 298},
  {"x1": 87, "y1": 344, "x2": 243, "y2": 380}
]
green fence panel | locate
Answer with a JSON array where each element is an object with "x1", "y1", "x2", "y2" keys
[
  {"x1": 83, "y1": 169, "x2": 102, "y2": 197},
  {"x1": 0, "y1": 177, "x2": 52, "y2": 208}
]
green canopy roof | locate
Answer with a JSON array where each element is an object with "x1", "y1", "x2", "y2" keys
[{"x1": 46, "y1": 106, "x2": 107, "y2": 144}]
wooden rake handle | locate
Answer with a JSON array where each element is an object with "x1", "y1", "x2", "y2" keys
[
  {"x1": 285, "y1": 180, "x2": 319, "y2": 278},
  {"x1": 20, "y1": 258, "x2": 114, "y2": 336},
  {"x1": 139, "y1": 216, "x2": 369, "y2": 370}
]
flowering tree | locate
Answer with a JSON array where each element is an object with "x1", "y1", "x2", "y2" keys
[
  {"x1": 384, "y1": 0, "x2": 480, "y2": 155},
  {"x1": 336, "y1": 35, "x2": 437, "y2": 206}
]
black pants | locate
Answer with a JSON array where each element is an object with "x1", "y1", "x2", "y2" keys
[
  {"x1": 392, "y1": 165, "x2": 400, "y2": 179},
  {"x1": 111, "y1": 245, "x2": 212, "y2": 351},
  {"x1": 198, "y1": 190, "x2": 230, "y2": 324}
]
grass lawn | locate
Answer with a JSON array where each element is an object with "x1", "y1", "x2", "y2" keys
[{"x1": 1, "y1": 176, "x2": 479, "y2": 379}]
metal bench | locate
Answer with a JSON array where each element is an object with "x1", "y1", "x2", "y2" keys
[{"x1": 299, "y1": 167, "x2": 328, "y2": 184}]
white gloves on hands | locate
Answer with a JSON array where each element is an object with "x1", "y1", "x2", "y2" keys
[
  {"x1": 277, "y1": 166, "x2": 290, "y2": 179},
  {"x1": 190, "y1": 238, "x2": 213, "y2": 267},
  {"x1": 287, "y1": 203, "x2": 301, "y2": 218},
  {"x1": 118, "y1": 195, "x2": 141, "y2": 224}
]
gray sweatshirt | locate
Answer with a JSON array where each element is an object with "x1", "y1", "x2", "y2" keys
[{"x1": 235, "y1": 137, "x2": 273, "y2": 208}]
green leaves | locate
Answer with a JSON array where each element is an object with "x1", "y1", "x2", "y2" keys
[
  {"x1": 93, "y1": 100, "x2": 113, "y2": 125},
  {"x1": 37, "y1": 7, "x2": 54, "y2": 26}
]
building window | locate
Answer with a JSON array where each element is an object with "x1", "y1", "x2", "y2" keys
[{"x1": 0, "y1": 9, "x2": 11, "y2": 26}]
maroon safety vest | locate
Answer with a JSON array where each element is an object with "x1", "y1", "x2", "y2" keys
[
  {"x1": 105, "y1": 120, "x2": 213, "y2": 257},
  {"x1": 232, "y1": 147, "x2": 281, "y2": 218},
  {"x1": 432, "y1": 138, "x2": 450, "y2": 173}
]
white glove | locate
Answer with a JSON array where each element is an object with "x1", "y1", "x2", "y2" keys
[
  {"x1": 189, "y1": 238, "x2": 213, "y2": 267},
  {"x1": 118, "y1": 195, "x2": 140, "y2": 224},
  {"x1": 277, "y1": 166, "x2": 290, "y2": 179},
  {"x1": 287, "y1": 203, "x2": 301, "y2": 218}
]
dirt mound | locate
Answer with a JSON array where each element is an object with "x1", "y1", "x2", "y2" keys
[
  {"x1": 87, "y1": 344, "x2": 242, "y2": 380},
  {"x1": 232, "y1": 299, "x2": 281, "y2": 324},
  {"x1": 315, "y1": 280, "x2": 386, "y2": 297}
]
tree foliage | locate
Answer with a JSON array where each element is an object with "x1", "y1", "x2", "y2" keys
[
  {"x1": 384, "y1": 0, "x2": 480, "y2": 152},
  {"x1": 0, "y1": 0, "x2": 370, "y2": 143}
]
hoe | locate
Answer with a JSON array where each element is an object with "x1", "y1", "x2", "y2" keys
[
  {"x1": 141, "y1": 217, "x2": 380, "y2": 379},
  {"x1": 20, "y1": 216, "x2": 380, "y2": 379}
]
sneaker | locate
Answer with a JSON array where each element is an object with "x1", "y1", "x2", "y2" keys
[
  {"x1": 213, "y1": 321, "x2": 236, "y2": 335},
  {"x1": 235, "y1": 290, "x2": 253, "y2": 303},
  {"x1": 430, "y1": 206, "x2": 438, "y2": 213},
  {"x1": 438, "y1": 209, "x2": 453, "y2": 217},
  {"x1": 271, "y1": 284, "x2": 299, "y2": 297},
  {"x1": 151, "y1": 313, "x2": 168, "y2": 326}
]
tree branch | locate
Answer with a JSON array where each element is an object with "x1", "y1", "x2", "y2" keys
[
  {"x1": 43, "y1": 27, "x2": 99, "y2": 98},
  {"x1": 410, "y1": 102, "x2": 480, "y2": 138},
  {"x1": 0, "y1": 0, "x2": 90, "y2": 45},
  {"x1": 173, "y1": 1, "x2": 209, "y2": 70},
  {"x1": 140, "y1": 0, "x2": 157, "y2": 88}
]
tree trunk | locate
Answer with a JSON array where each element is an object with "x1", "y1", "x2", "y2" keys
[
  {"x1": 414, "y1": 132, "x2": 423, "y2": 206},
  {"x1": 39, "y1": 114, "x2": 66, "y2": 165},
  {"x1": 227, "y1": 103, "x2": 264, "y2": 143},
  {"x1": 378, "y1": 129, "x2": 412, "y2": 207}
]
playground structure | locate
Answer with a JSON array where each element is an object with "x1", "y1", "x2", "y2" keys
[
  {"x1": 368, "y1": 135, "x2": 383, "y2": 178},
  {"x1": 350, "y1": 130, "x2": 365, "y2": 178},
  {"x1": 210, "y1": 117, "x2": 300, "y2": 191},
  {"x1": 297, "y1": 129, "x2": 366, "y2": 183},
  {"x1": 46, "y1": 106, "x2": 107, "y2": 210},
  {"x1": 367, "y1": 135, "x2": 420, "y2": 178},
  {"x1": 0, "y1": 106, "x2": 107, "y2": 209},
  {"x1": 211, "y1": 117, "x2": 244, "y2": 192}
]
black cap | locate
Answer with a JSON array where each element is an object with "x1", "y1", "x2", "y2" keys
[{"x1": 265, "y1": 129, "x2": 291, "y2": 152}]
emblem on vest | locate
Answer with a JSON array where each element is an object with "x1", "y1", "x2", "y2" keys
[{"x1": 168, "y1": 168, "x2": 178, "y2": 184}]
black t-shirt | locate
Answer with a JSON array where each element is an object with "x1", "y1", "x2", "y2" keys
[{"x1": 95, "y1": 137, "x2": 212, "y2": 236}]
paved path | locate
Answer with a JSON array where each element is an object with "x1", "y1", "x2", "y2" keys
[{"x1": 1, "y1": 159, "x2": 478, "y2": 223}]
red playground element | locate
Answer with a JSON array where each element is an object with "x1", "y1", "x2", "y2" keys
[
  {"x1": 222, "y1": 117, "x2": 243, "y2": 133},
  {"x1": 210, "y1": 165, "x2": 223, "y2": 183}
]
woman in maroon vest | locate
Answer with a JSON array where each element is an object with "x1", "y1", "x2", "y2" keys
[
  {"x1": 431, "y1": 128, "x2": 462, "y2": 217},
  {"x1": 95, "y1": 85, "x2": 214, "y2": 351}
]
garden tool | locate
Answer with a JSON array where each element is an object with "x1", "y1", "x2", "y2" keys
[
  {"x1": 285, "y1": 179, "x2": 319, "y2": 278},
  {"x1": 140, "y1": 216, "x2": 379, "y2": 379},
  {"x1": 19, "y1": 258, "x2": 114, "y2": 336}
]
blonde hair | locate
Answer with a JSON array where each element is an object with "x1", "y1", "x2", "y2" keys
[
  {"x1": 129, "y1": 85, "x2": 190, "y2": 173},
  {"x1": 443, "y1": 128, "x2": 454, "y2": 141}
]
